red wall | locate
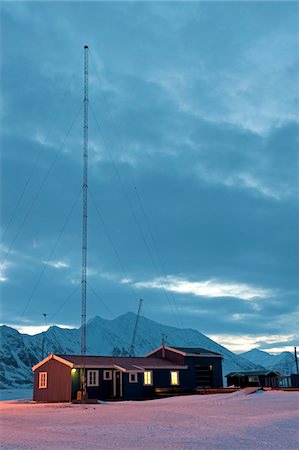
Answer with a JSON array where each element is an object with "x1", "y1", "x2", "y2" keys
[{"x1": 33, "y1": 359, "x2": 71, "y2": 402}]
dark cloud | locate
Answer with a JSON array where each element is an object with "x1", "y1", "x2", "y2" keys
[{"x1": 1, "y1": 1, "x2": 298, "y2": 350}]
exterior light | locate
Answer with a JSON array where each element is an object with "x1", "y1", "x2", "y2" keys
[{"x1": 71, "y1": 368, "x2": 76, "y2": 374}]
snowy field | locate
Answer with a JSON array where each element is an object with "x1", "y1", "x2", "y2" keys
[{"x1": 1, "y1": 391, "x2": 298, "y2": 449}]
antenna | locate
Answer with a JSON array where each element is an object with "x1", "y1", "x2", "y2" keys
[
  {"x1": 41, "y1": 313, "x2": 47, "y2": 359},
  {"x1": 80, "y1": 45, "x2": 88, "y2": 402},
  {"x1": 81, "y1": 45, "x2": 89, "y2": 357},
  {"x1": 161, "y1": 333, "x2": 167, "y2": 358},
  {"x1": 295, "y1": 347, "x2": 299, "y2": 375},
  {"x1": 129, "y1": 299, "x2": 143, "y2": 356},
  {"x1": 161, "y1": 333, "x2": 167, "y2": 347}
]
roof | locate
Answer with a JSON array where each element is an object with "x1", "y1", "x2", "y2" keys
[
  {"x1": 145, "y1": 345, "x2": 222, "y2": 358},
  {"x1": 33, "y1": 354, "x2": 188, "y2": 372},
  {"x1": 226, "y1": 370, "x2": 280, "y2": 377},
  {"x1": 171, "y1": 347, "x2": 222, "y2": 357},
  {"x1": 32, "y1": 354, "x2": 74, "y2": 371}
]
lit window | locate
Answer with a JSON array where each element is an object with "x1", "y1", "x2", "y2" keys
[
  {"x1": 87, "y1": 370, "x2": 99, "y2": 387},
  {"x1": 103, "y1": 370, "x2": 112, "y2": 380},
  {"x1": 248, "y1": 376, "x2": 259, "y2": 383},
  {"x1": 39, "y1": 372, "x2": 47, "y2": 389},
  {"x1": 129, "y1": 372, "x2": 138, "y2": 383},
  {"x1": 170, "y1": 371, "x2": 179, "y2": 385},
  {"x1": 144, "y1": 371, "x2": 152, "y2": 385}
]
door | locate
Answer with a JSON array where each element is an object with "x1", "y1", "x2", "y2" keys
[
  {"x1": 195, "y1": 365, "x2": 213, "y2": 388},
  {"x1": 113, "y1": 370, "x2": 123, "y2": 398}
]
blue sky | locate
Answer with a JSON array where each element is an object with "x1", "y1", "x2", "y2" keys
[{"x1": 1, "y1": 1, "x2": 298, "y2": 353}]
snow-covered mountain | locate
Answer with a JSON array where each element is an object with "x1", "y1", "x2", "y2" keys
[
  {"x1": 240, "y1": 348, "x2": 298, "y2": 376},
  {"x1": 1, "y1": 312, "x2": 261, "y2": 389}
]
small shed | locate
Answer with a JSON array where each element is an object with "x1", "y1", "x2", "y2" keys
[{"x1": 226, "y1": 370, "x2": 280, "y2": 388}]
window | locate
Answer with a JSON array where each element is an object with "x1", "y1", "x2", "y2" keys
[
  {"x1": 129, "y1": 372, "x2": 138, "y2": 383},
  {"x1": 144, "y1": 371, "x2": 152, "y2": 385},
  {"x1": 39, "y1": 372, "x2": 47, "y2": 389},
  {"x1": 103, "y1": 370, "x2": 112, "y2": 380},
  {"x1": 87, "y1": 370, "x2": 99, "y2": 387},
  {"x1": 170, "y1": 371, "x2": 179, "y2": 385},
  {"x1": 248, "y1": 376, "x2": 259, "y2": 383}
]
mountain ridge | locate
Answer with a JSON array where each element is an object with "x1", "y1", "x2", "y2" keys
[
  {"x1": 0, "y1": 312, "x2": 282, "y2": 389},
  {"x1": 240, "y1": 348, "x2": 297, "y2": 375}
]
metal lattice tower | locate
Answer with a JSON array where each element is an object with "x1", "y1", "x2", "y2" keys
[{"x1": 81, "y1": 45, "x2": 89, "y2": 357}]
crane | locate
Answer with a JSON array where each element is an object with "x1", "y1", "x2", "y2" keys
[{"x1": 129, "y1": 299, "x2": 143, "y2": 356}]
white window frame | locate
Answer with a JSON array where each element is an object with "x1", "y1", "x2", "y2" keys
[
  {"x1": 143, "y1": 370, "x2": 153, "y2": 386},
  {"x1": 129, "y1": 372, "x2": 138, "y2": 383},
  {"x1": 38, "y1": 372, "x2": 47, "y2": 389},
  {"x1": 87, "y1": 370, "x2": 99, "y2": 387},
  {"x1": 170, "y1": 371, "x2": 180, "y2": 386},
  {"x1": 103, "y1": 370, "x2": 112, "y2": 380}
]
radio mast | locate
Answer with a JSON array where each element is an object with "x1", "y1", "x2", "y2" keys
[
  {"x1": 81, "y1": 45, "x2": 89, "y2": 357},
  {"x1": 129, "y1": 299, "x2": 143, "y2": 356}
]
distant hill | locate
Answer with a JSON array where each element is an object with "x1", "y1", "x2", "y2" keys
[
  {"x1": 0, "y1": 312, "x2": 262, "y2": 389},
  {"x1": 240, "y1": 348, "x2": 298, "y2": 376}
]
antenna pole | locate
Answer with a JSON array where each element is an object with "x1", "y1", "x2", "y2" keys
[
  {"x1": 80, "y1": 45, "x2": 89, "y2": 403},
  {"x1": 161, "y1": 333, "x2": 167, "y2": 358},
  {"x1": 41, "y1": 313, "x2": 47, "y2": 359},
  {"x1": 81, "y1": 45, "x2": 89, "y2": 357},
  {"x1": 129, "y1": 299, "x2": 143, "y2": 356},
  {"x1": 295, "y1": 347, "x2": 299, "y2": 375}
]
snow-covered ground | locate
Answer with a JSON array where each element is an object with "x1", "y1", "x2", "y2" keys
[{"x1": 1, "y1": 391, "x2": 298, "y2": 449}]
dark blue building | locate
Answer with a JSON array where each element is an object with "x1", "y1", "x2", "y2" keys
[{"x1": 32, "y1": 345, "x2": 223, "y2": 402}]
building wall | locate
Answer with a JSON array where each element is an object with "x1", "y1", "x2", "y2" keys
[
  {"x1": 33, "y1": 359, "x2": 71, "y2": 402},
  {"x1": 148, "y1": 350, "x2": 223, "y2": 388},
  {"x1": 148, "y1": 351, "x2": 223, "y2": 389},
  {"x1": 148, "y1": 348, "x2": 185, "y2": 365},
  {"x1": 291, "y1": 374, "x2": 299, "y2": 388},
  {"x1": 71, "y1": 368, "x2": 115, "y2": 400},
  {"x1": 142, "y1": 368, "x2": 196, "y2": 397},
  {"x1": 33, "y1": 351, "x2": 224, "y2": 402},
  {"x1": 227, "y1": 374, "x2": 279, "y2": 388},
  {"x1": 184, "y1": 356, "x2": 223, "y2": 388},
  {"x1": 123, "y1": 373, "x2": 144, "y2": 400},
  {"x1": 70, "y1": 368, "x2": 195, "y2": 400}
]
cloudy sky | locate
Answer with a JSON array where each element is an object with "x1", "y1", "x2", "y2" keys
[{"x1": 1, "y1": 1, "x2": 298, "y2": 353}]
